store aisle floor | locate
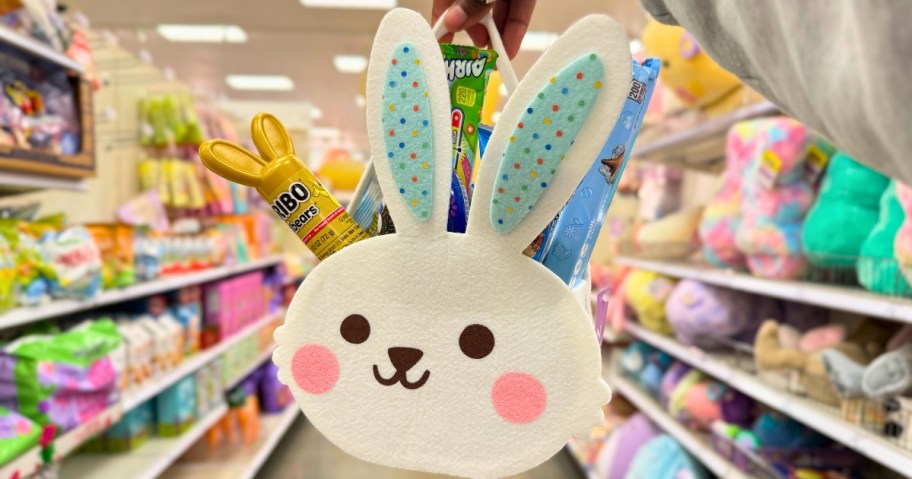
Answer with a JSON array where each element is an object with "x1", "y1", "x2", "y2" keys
[{"x1": 257, "y1": 416, "x2": 583, "y2": 479}]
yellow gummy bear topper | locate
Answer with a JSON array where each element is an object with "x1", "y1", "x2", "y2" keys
[{"x1": 199, "y1": 113, "x2": 369, "y2": 260}]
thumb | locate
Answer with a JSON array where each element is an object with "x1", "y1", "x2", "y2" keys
[{"x1": 443, "y1": 0, "x2": 495, "y2": 33}]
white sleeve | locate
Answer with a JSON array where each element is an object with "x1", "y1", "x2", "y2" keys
[{"x1": 640, "y1": 0, "x2": 912, "y2": 183}]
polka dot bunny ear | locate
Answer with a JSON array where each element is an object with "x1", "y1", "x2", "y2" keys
[
  {"x1": 367, "y1": 8, "x2": 453, "y2": 238},
  {"x1": 467, "y1": 15, "x2": 632, "y2": 252}
]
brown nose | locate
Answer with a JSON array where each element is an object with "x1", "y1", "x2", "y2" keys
[{"x1": 388, "y1": 347, "x2": 423, "y2": 372}]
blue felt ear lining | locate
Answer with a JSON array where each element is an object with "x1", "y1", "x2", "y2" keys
[
  {"x1": 489, "y1": 53, "x2": 605, "y2": 234},
  {"x1": 381, "y1": 42, "x2": 435, "y2": 221}
]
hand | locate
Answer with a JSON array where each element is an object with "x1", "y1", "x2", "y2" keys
[{"x1": 431, "y1": 0, "x2": 537, "y2": 59}]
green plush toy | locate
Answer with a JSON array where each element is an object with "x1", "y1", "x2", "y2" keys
[
  {"x1": 857, "y1": 180, "x2": 912, "y2": 295},
  {"x1": 802, "y1": 152, "x2": 889, "y2": 269}
]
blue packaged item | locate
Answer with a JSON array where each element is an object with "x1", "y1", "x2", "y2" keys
[
  {"x1": 101, "y1": 400, "x2": 153, "y2": 451},
  {"x1": 540, "y1": 58, "x2": 659, "y2": 286},
  {"x1": 156, "y1": 375, "x2": 197, "y2": 436},
  {"x1": 445, "y1": 123, "x2": 492, "y2": 233},
  {"x1": 475, "y1": 123, "x2": 493, "y2": 193},
  {"x1": 448, "y1": 172, "x2": 470, "y2": 233},
  {"x1": 349, "y1": 162, "x2": 385, "y2": 235}
]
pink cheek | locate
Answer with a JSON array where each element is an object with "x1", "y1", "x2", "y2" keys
[
  {"x1": 291, "y1": 345, "x2": 339, "y2": 395},
  {"x1": 491, "y1": 372, "x2": 547, "y2": 424}
]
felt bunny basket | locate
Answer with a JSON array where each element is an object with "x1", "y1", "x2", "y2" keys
[{"x1": 216, "y1": 9, "x2": 629, "y2": 479}]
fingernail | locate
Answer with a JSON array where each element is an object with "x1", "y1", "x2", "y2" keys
[{"x1": 443, "y1": 6, "x2": 469, "y2": 31}]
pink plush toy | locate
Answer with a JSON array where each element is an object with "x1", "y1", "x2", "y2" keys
[
  {"x1": 637, "y1": 164, "x2": 683, "y2": 221},
  {"x1": 734, "y1": 117, "x2": 833, "y2": 279},
  {"x1": 894, "y1": 181, "x2": 912, "y2": 286},
  {"x1": 698, "y1": 121, "x2": 761, "y2": 268}
]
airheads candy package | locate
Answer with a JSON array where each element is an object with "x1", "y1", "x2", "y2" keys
[
  {"x1": 441, "y1": 44, "x2": 497, "y2": 194},
  {"x1": 540, "y1": 58, "x2": 660, "y2": 286},
  {"x1": 441, "y1": 44, "x2": 497, "y2": 233}
]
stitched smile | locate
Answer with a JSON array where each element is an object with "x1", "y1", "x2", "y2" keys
[{"x1": 373, "y1": 365, "x2": 430, "y2": 390}]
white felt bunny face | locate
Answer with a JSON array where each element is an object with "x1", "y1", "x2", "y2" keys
[{"x1": 273, "y1": 8, "x2": 631, "y2": 479}]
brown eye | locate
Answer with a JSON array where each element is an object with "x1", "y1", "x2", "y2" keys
[
  {"x1": 341, "y1": 314, "x2": 370, "y2": 344},
  {"x1": 459, "y1": 324, "x2": 494, "y2": 359}
]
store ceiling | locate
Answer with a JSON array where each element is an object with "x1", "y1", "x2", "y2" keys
[{"x1": 71, "y1": 0, "x2": 649, "y2": 155}]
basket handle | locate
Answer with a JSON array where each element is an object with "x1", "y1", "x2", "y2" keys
[{"x1": 432, "y1": 6, "x2": 519, "y2": 98}]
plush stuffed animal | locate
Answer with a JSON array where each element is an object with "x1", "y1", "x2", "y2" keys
[
  {"x1": 802, "y1": 152, "x2": 889, "y2": 272},
  {"x1": 758, "y1": 318, "x2": 893, "y2": 404},
  {"x1": 620, "y1": 341, "x2": 673, "y2": 398},
  {"x1": 635, "y1": 207, "x2": 703, "y2": 260},
  {"x1": 659, "y1": 361, "x2": 691, "y2": 408},
  {"x1": 857, "y1": 181, "x2": 912, "y2": 295},
  {"x1": 665, "y1": 279, "x2": 778, "y2": 348},
  {"x1": 894, "y1": 182, "x2": 912, "y2": 286},
  {"x1": 683, "y1": 382, "x2": 754, "y2": 430},
  {"x1": 598, "y1": 412, "x2": 662, "y2": 479},
  {"x1": 698, "y1": 121, "x2": 762, "y2": 269},
  {"x1": 637, "y1": 164, "x2": 682, "y2": 222},
  {"x1": 822, "y1": 325, "x2": 912, "y2": 399},
  {"x1": 751, "y1": 412, "x2": 827, "y2": 449},
  {"x1": 623, "y1": 269, "x2": 677, "y2": 335},
  {"x1": 668, "y1": 369, "x2": 706, "y2": 421},
  {"x1": 735, "y1": 117, "x2": 833, "y2": 279},
  {"x1": 624, "y1": 434, "x2": 709, "y2": 479},
  {"x1": 640, "y1": 19, "x2": 746, "y2": 116},
  {"x1": 259, "y1": 9, "x2": 634, "y2": 478}
]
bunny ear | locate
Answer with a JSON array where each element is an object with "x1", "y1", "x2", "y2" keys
[
  {"x1": 199, "y1": 140, "x2": 267, "y2": 187},
  {"x1": 466, "y1": 15, "x2": 632, "y2": 253},
  {"x1": 251, "y1": 113, "x2": 295, "y2": 161},
  {"x1": 367, "y1": 8, "x2": 452, "y2": 238}
]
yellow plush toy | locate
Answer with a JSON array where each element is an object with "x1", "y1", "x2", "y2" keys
[
  {"x1": 623, "y1": 269, "x2": 678, "y2": 336},
  {"x1": 641, "y1": 19, "x2": 756, "y2": 116}
]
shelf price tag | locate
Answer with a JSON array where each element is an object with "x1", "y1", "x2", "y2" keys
[{"x1": 757, "y1": 150, "x2": 782, "y2": 190}]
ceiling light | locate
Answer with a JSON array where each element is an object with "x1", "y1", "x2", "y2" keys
[
  {"x1": 310, "y1": 106, "x2": 323, "y2": 119},
  {"x1": 629, "y1": 39, "x2": 643, "y2": 55},
  {"x1": 520, "y1": 32, "x2": 559, "y2": 52},
  {"x1": 301, "y1": 0, "x2": 395, "y2": 10},
  {"x1": 334, "y1": 54, "x2": 368, "y2": 73},
  {"x1": 157, "y1": 24, "x2": 247, "y2": 43},
  {"x1": 311, "y1": 127, "x2": 341, "y2": 139},
  {"x1": 226, "y1": 75, "x2": 294, "y2": 91}
]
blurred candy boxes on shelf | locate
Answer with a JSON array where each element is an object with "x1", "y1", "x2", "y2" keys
[
  {"x1": 85, "y1": 224, "x2": 136, "y2": 289},
  {"x1": 258, "y1": 362, "x2": 290, "y2": 413},
  {"x1": 0, "y1": 407, "x2": 40, "y2": 465},
  {"x1": 170, "y1": 286, "x2": 202, "y2": 356},
  {"x1": 84, "y1": 401, "x2": 153, "y2": 453},
  {"x1": 116, "y1": 320, "x2": 154, "y2": 393},
  {"x1": 0, "y1": 319, "x2": 121, "y2": 432},
  {"x1": 195, "y1": 360, "x2": 224, "y2": 418},
  {"x1": 202, "y1": 271, "x2": 265, "y2": 347},
  {"x1": 156, "y1": 375, "x2": 197, "y2": 437}
]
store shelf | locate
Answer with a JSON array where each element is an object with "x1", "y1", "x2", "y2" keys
[
  {"x1": 123, "y1": 312, "x2": 281, "y2": 410},
  {"x1": 624, "y1": 322, "x2": 912, "y2": 476},
  {"x1": 632, "y1": 101, "x2": 779, "y2": 172},
  {"x1": 0, "y1": 311, "x2": 282, "y2": 479},
  {"x1": 615, "y1": 256, "x2": 912, "y2": 324},
  {"x1": 0, "y1": 255, "x2": 283, "y2": 329},
  {"x1": 223, "y1": 343, "x2": 276, "y2": 391},
  {"x1": 0, "y1": 169, "x2": 89, "y2": 195},
  {"x1": 0, "y1": 401, "x2": 123, "y2": 479},
  {"x1": 0, "y1": 25, "x2": 84, "y2": 72},
  {"x1": 59, "y1": 403, "x2": 229, "y2": 479},
  {"x1": 605, "y1": 354, "x2": 747, "y2": 479},
  {"x1": 163, "y1": 405, "x2": 301, "y2": 479}
]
